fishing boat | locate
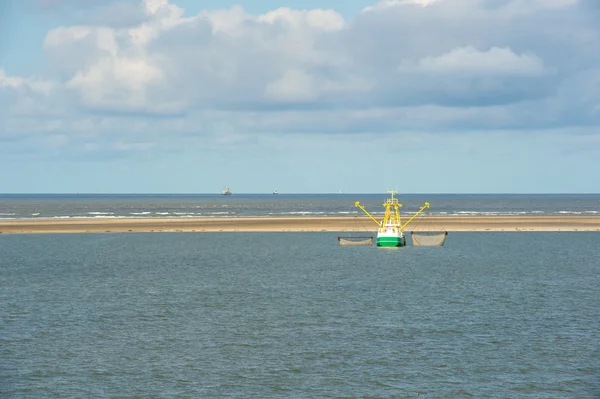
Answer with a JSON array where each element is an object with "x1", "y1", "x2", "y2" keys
[
  {"x1": 221, "y1": 187, "x2": 232, "y2": 195},
  {"x1": 273, "y1": 189, "x2": 279, "y2": 195},
  {"x1": 355, "y1": 190, "x2": 430, "y2": 247}
]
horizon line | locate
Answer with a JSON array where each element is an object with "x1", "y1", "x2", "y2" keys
[{"x1": 1, "y1": 192, "x2": 599, "y2": 195}]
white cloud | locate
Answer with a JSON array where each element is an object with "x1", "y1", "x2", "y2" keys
[
  {"x1": 66, "y1": 57, "x2": 164, "y2": 110},
  {"x1": 1, "y1": 0, "x2": 599, "y2": 161},
  {"x1": 198, "y1": 6, "x2": 249, "y2": 36},
  {"x1": 502, "y1": 0, "x2": 580, "y2": 14},
  {"x1": 48, "y1": 26, "x2": 119, "y2": 56},
  {"x1": 128, "y1": 0, "x2": 188, "y2": 45},
  {"x1": 363, "y1": 0, "x2": 442, "y2": 12},
  {"x1": 0, "y1": 69, "x2": 54, "y2": 94},
  {"x1": 264, "y1": 69, "x2": 317, "y2": 102},
  {"x1": 400, "y1": 46, "x2": 547, "y2": 76},
  {"x1": 258, "y1": 8, "x2": 346, "y2": 31}
]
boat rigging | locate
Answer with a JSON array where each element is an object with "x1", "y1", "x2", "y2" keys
[{"x1": 355, "y1": 190, "x2": 430, "y2": 247}]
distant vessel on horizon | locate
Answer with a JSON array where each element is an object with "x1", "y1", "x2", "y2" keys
[
  {"x1": 221, "y1": 187, "x2": 232, "y2": 195},
  {"x1": 273, "y1": 189, "x2": 279, "y2": 195}
]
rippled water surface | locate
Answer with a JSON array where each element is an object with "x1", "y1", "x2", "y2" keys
[
  {"x1": 2, "y1": 232, "x2": 599, "y2": 398},
  {"x1": 1, "y1": 193, "x2": 599, "y2": 218}
]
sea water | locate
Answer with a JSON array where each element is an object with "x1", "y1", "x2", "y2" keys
[
  {"x1": 1, "y1": 231, "x2": 599, "y2": 398},
  {"x1": 1, "y1": 193, "x2": 599, "y2": 219}
]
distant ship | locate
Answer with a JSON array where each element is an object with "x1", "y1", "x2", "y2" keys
[
  {"x1": 272, "y1": 189, "x2": 279, "y2": 195},
  {"x1": 221, "y1": 187, "x2": 232, "y2": 195}
]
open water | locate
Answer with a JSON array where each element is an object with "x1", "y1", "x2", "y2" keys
[
  {"x1": 1, "y1": 193, "x2": 599, "y2": 219},
  {"x1": 1, "y1": 231, "x2": 599, "y2": 398}
]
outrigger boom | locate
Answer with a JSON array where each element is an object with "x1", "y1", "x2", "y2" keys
[{"x1": 355, "y1": 190, "x2": 430, "y2": 247}]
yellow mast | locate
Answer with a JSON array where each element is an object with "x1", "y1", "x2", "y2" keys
[
  {"x1": 355, "y1": 192, "x2": 430, "y2": 232},
  {"x1": 400, "y1": 202, "x2": 430, "y2": 230},
  {"x1": 354, "y1": 201, "x2": 380, "y2": 226},
  {"x1": 382, "y1": 189, "x2": 402, "y2": 232}
]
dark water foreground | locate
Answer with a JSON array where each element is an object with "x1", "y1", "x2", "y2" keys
[{"x1": 1, "y1": 232, "x2": 599, "y2": 398}]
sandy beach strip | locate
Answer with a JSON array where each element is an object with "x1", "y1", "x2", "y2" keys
[{"x1": 0, "y1": 216, "x2": 599, "y2": 234}]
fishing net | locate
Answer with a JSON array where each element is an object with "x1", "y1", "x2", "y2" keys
[
  {"x1": 338, "y1": 236, "x2": 373, "y2": 246},
  {"x1": 338, "y1": 215, "x2": 374, "y2": 246},
  {"x1": 410, "y1": 231, "x2": 448, "y2": 246}
]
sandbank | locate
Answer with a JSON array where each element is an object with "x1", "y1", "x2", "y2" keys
[{"x1": 0, "y1": 216, "x2": 599, "y2": 234}]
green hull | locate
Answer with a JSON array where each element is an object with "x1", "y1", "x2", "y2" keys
[{"x1": 376, "y1": 236, "x2": 406, "y2": 247}]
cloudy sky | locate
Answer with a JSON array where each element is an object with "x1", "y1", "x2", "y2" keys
[{"x1": 1, "y1": 0, "x2": 599, "y2": 194}]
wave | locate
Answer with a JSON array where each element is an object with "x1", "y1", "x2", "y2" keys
[
  {"x1": 3, "y1": 208, "x2": 599, "y2": 220},
  {"x1": 90, "y1": 215, "x2": 129, "y2": 219},
  {"x1": 560, "y1": 210, "x2": 598, "y2": 215},
  {"x1": 443, "y1": 211, "x2": 536, "y2": 216},
  {"x1": 268, "y1": 212, "x2": 326, "y2": 216}
]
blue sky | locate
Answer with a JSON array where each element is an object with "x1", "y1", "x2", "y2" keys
[{"x1": 1, "y1": 0, "x2": 599, "y2": 194}]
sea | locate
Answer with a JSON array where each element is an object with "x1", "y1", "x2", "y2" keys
[
  {"x1": 0, "y1": 193, "x2": 599, "y2": 219},
  {"x1": 1, "y1": 194, "x2": 600, "y2": 398}
]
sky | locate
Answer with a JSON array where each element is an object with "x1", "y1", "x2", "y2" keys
[{"x1": 0, "y1": 0, "x2": 599, "y2": 194}]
